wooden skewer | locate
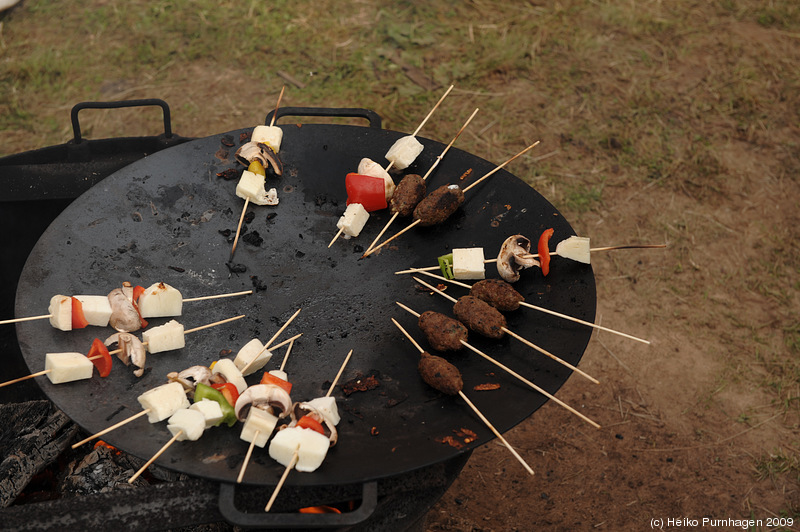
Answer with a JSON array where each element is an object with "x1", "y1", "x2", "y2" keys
[
  {"x1": 230, "y1": 197, "x2": 251, "y2": 259},
  {"x1": 412, "y1": 276, "x2": 599, "y2": 384},
  {"x1": 241, "y1": 308, "x2": 303, "y2": 375},
  {"x1": 184, "y1": 314, "x2": 246, "y2": 335},
  {"x1": 411, "y1": 84, "x2": 454, "y2": 137},
  {"x1": 0, "y1": 368, "x2": 51, "y2": 388},
  {"x1": 182, "y1": 289, "x2": 253, "y2": 302},
  {"x1": 72, "y1": 409, "x2": 151, "y2": 449},
  {"x1": 461, "y1": 140, "x2": 540, "y2": 194},
  {"x1": 129, "y1": 430, "x2": 183, "y2": 484},
  {"x1": 391, "y1": 318, "x2": 534, "y2": 475},
  {"x1": 270, "y1": 86, "x2": 285, "y2": 127},
  {"x1": 0, "y1": 314, "x2": 52, "y2": 326},
  {"x1": 404, "y1": 269, "x2": 650, "y2": 345},
  {"x1": 265, "y1": 446, "x2": 300, "y2": 511},
  {"x1": 327, "y1": 227, "x2": 345, "y2": 249},
  {"x1": 238, "y1": 436, "x2": 259, "y2": 484},
  {"x1": 393, "y1": 306, "x2": 600, "y2": 428},
  {"x1": 327, "y1": 349, "x2": 354, "y2": 397},
  {"x1": 279, "y1": 337, "x2": 296, "y2": 372},
  {"x1": 364, "y1": 108, "x2": 481, "y2": 255}
]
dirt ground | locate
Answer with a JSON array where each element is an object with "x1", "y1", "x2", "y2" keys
[{"x1": 2, "y1": 1, "x2": 800, "y2": 531}]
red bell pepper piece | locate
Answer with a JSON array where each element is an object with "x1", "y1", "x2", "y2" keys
[
  {"x1": 260, "y1": 372, "x2": 293, "y2": 394},
  {"x1": 538, "y1": 228, "x2": 555, "y2": 276},
  {"x1": 87, "y1": 338, "x2": 112, "y2": 377},
  {"x1": 130, "y1": 285, "x2": 148, "y2": 329},
  {"x1": 345, "y1": 173, "x2": 387, "y2": 212},
  {"x1": 211, "y1": 382, "x2": 240, "y2": 407},
  {"x1": 296, "y1": 415, "x2": 326, "y2": 435},
  {"x1": 71, "y1": 297, "x2": 89, "y2": 329}
]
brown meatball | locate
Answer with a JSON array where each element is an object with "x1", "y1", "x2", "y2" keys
[
  {"x1": 470, "y1": 279, "x2": 524, "y2": 312},
  {"x1": 412, "y1": 184, "x2": 465, "y2": 227},
  {"x1": 453, "y1": 295, "x2": 506, "y2": 339},
  {"x1": 390, "y1": 174, "x2": 426, "y2": 217},
  {"x1": 418, "y1": 351, "x2": 463, "y2": 395},
  {"x1": 418, "y1": 311, "x2": 468, "y2": 352}
]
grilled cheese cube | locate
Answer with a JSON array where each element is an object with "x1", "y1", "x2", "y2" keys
[
  {"x1": 45, "y1": 352, "x2": 94, "y2": 384},
  {"x1": 268, "y1": 369, "x2": 288, "y2": 382},
  {"x1": 251, "y1": 125, "x2": 283, "y2": 153},
  {"x1": 48, "y1": 295, "x2": 72, "y2": 331},
  {"x1": 137, "y1": 381, "x2": 191, "y2": 423},
  {"x1": 233, "y1": 338, "x2": 271, "y2": 376},
  {"x1": 73, "y1": 295, "x2": 112, "y2": 327},
  {"x1": 385, "y1": 135, "x2": 424, "y2": 170},
  {"x1": 137, "y1": 282, "x2": 183, "y2": 318},
  {"x1": 190, "y1": 399, "x2": 224, "y2": 428},
  {"x1": 357, "y1": 157, "x2": 396, "y2": 201},
  {"x1": 269, "y1": 426, "x2": 330, "y2": 472},
  {"x1": 555, "y1": 236, "x2": 591, "y2": 264},
  {"x1": 306, "y1": 396, "x2": 340, "y2": 426},
  {"x1": 167, "y1": 408, "x2": 205, "y2": 441},
  {"x1": 142, "y1": 320, "x2": 185, "y2": 354},
  {"x1": 236, "y1": 170, "x2": 279, "y2": 206},
  {"x1": 452, "y1": 247, "x2": 486, "y2": 280},
  {"x1": 336, "y1": 203, "x2": 369, "y2": 238},
  {"x1": 211, "y1": 358, "x2": 247, "y2": 394},
  {"x1": 240, "y1": 407, "x2": 279, "y2": 448}
]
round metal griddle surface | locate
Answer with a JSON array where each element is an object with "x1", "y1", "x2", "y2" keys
[{"x1": 15, "y1": 122, "x2": 596, "y2": 487}]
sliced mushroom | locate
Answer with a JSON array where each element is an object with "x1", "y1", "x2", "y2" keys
[
  {"x1": 233, "y1": 384, "x2": 292, "y2": 422},
  {"x1": 104, "y1": 332, "x2": 147, "y2": 377},
  {"x1": 108, "y1": 288, "x2": 142, "y2": 332},
  {"x1": 497, "y1": 234, "x2": 540, "y2": 283},
  {"x1": 235, "y1": 141, "x2": 283, "y2": 176},
  {"x1": 289, "y1": 402, "x2": 338, "y2": 447},
  {"x1": 167, "y1": 365, "x2": 212, "y2": 398}
]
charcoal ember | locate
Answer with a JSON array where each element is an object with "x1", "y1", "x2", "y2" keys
[
  {"x1": 216, "y1": 169, "x2": 238, "y2": 181},
  {"x1": 242, "y1": 231, "x2": 263, "y2": 247}
]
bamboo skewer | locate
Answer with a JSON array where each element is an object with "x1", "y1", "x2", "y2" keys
[
  {"x1": 72, "y1": 410, "x2": 151, "y2": 449},
  {"x1": 363, "y1": 140, "x2": 541, "y2": 258},
  {"x1": 412, "y1": 276, "x2": 599, "y2": 383},
  {"x1": 129, "y1": 430, "x2": 183, "y2": 483},
  {"x1": 241, "y1": 308, "x2": 303, "y2": 375},
  {"x1": 394, "y1": 304, "x2": 600, "y2": 428},
  {"x1": 270, "y1": 86, "x2": 285, "y2": 127},
  {"x1": 402, "y1": 269, "x2": 650, "y2": 345},
  {"x1": 364, "y1": 108, "x2": 480, "y2": 255},
  {"x1": 327, "y1": 349, "x2": 354, "y2": 397},
  {"x1": 391, "y1": 318, "x2": 534, "y2": 475}
]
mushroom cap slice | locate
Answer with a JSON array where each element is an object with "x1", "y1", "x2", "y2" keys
[
  {"x1": 235, "y1": 141, "x2": 283, "y2": 176},
  {"x1": 107, "y1": 288, "x2": 142, "y2": 333},
  {"x1": 496, "y1": 234, "x2": 540, "y2": 283},
  {"x1": 289, "y1": 401, "x2": 339, "y2": 447},
  {"x1": 234, "y1": 383, "x2": 292, "y2": 422},
  {"x1": 104, "y1": 332, "x2": 147, "y2": 377}
]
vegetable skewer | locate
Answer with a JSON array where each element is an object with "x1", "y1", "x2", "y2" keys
[{"x1": 391, "y1": 318, "x2": 534, "y2": 475}]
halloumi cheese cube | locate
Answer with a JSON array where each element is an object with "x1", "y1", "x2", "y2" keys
[
  {"x1": 306, "y1": 396, "x2": 340, "y2": 426},
  {"x1": 240, "y1": 407, "x2": 279, "y2": 448},
  {"x1": 233, "y1": 338, "x2": 271, "y2": 376},
  {"x1": 211, "y1": 358, "x2": 247, "y2": 394},
  {"x1": 167, "y1": 408, "x2": 205, "y2": 441},
  {"x1": 236, "y1": 170, "x2": 279, "y2": 206},
  {"x1": 73, "y1": 295, "x2": 112, "y2": 327},
  {"x1": 357, "y1": 157, "x2": 396, "y2": 201},
  {"x1": 142, "y1": 320, "x2": 185, "y2": 354},
  {"x1": 48, "y1": 295, "x2": 72, "y2": 331},
  {"x1": 385, "y1": 135, "x2": 424, "y2": 170},
  {"x1": 137, "y1": 282, "x2": 183, "y2": 318},
  {"x1": 452, "y1": 247, "x2": 486, "y2": 280},
  {"x1": 251, "y1": 125, "x2": 283, "y2": 153},
  {"x1": 269, "y1": 426, "x2": 330, "y2": 472},
  {"x1": 190, "y1": 399, "x2": 224, "y2": 428},
  {"x1": 336, "y1": 203, "x2": 369, "y2": 238},
  {"x1": 555, "y1": 236, "x2": 591, "y2": 264},
  {"x1": 45, "y1": 352, "x2": 94, "y2": 384},
  {"x1": 268, "y1": 369, "x2": 288, "y2": 382},
  {"x1": 137, "y1": 381, "x2": 191, "y2": 423}
]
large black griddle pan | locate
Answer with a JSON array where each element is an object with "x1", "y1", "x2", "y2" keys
[{"x1": 15, "y1": 107, "x2": 596, "y2": 489}]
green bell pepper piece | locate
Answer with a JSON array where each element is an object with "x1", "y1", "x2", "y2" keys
[
  {"x1": 194, "y1": 382, "x2": 238, "y2": 427},
  {"x1": 438, "y1": 253, "x2": 454, "y2": 280}
]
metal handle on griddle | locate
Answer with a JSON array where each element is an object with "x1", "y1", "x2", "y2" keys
[
  {"x1": 267, "y1": 107, "x2": 383, "y2": 129},
  {"x1": 217, "y1": 481, "x2": 377, "y2": 528},
  {"x1": 70, "y1": 98, "x2": 174, "y2": 144}
]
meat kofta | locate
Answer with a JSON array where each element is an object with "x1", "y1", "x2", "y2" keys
[
  {"x1": 413, "y1": 184, "x2": 465, "y2": 226},
  {"x1": 390, "y1": 174, "x2": 426, "y2": 217},
  {"x1": 418, "y1": 351, "x2": 463, "y2": 395},
  {"x1": 418, "y1": 310, "x2": 469, "y2": 352},
  {"x1": 470, "y1": 279, "x2": 524, "y2": 312},
  {"x1": 453, "y1": 295, "x2": 506, "y2": 339}
]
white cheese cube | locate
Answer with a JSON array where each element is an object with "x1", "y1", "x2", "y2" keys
[
  {"x1": 211, "y1": 358, "x2": 247, "y2": 394},
  {"x1": 336, "y1": 203, "x2": 369, "y2": 238},
  {"x1": 190, "y1": 399, "x2": 224, "y2": 428},
  {"x1": 73, "y1": 295, "x2": 112, "y2": 327},
  {"x1": 48, "y1": 295, "x2": 72, "y2": 331},
  {"x1": 233, "y1": 338, "x2": 271, "y2": 376},
  {"x1": 306, "y1": 396, "x2": 340, "y2": 426},
  {"x1": 269, "y1": 427, "x2": 330, "y2": 472},
  {"x1": 167, "y1": 408, "x2": 205, "y2": 441},
  {"x1": 555, "y1": 236, "x2": 591, "y2": 264},
  {"x1": 268, "y1": 369, "x2": 288, "y2": 382},
  {"x1": 357, "y1": 157, "x2": 396, "y2": 201},
  {"x1": 45, "y1": 352, "x2": 94, "y2": 384},
  {"x1": 385, "y1": 135, "x2": 424, "y2": 170},
  {"x1": 137, "y1": 381, "x2": 191, "y2": 423},
  {"x1": 452, "y1": 247, "x2": 486, "y2": 280},
  {"x1": 137, "y1": 282, "x2": 183, "y2": 318},
  {"x1": 142, "y1": 320, "x2": 185, "y2": 354},
  {"x1": 240, "y1": 407, "x2": 279, "y2": 448},
  {"x1": 236, "y1": 170, "x2": 279, "y2": 206},
  {"x1": 251, "y1": 125, "x2": 283, "y2": 153}
]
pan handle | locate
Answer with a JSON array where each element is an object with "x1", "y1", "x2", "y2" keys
[
  {"x1": 217, "y1": 481, "x2": 378, "y2": 529},
  {"x1": 70, "y1": 99, "x2": 174, "y2": 144},
  {"x1": 267, "y1": 107, "x2": 382, "y2": 129}
]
